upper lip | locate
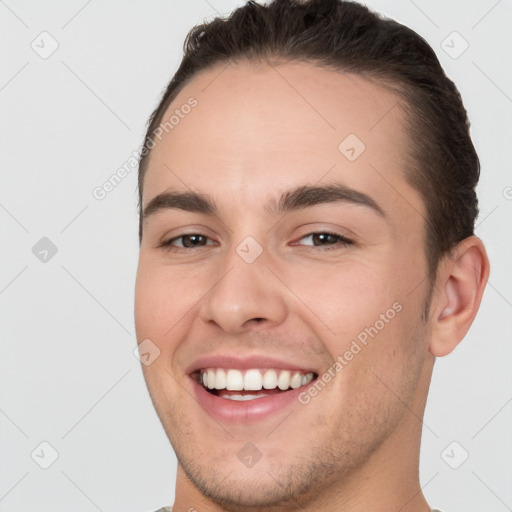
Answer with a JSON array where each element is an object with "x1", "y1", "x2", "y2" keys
[{"x1": 186, "y1": 354, "x2": 319, "y2": 375}]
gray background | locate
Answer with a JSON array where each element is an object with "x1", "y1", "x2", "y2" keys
[{"x1": 1, "y1": 1, "x2": 511, "y2": 511}]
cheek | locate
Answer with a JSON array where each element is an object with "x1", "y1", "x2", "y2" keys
[
  {"x1": 316, "y1": 309, "x2": 425, "y2": 437},
  {"x1": 135, "y1": 259, "x2": 192, "y2": 331},
  {"x1": 134, "y1": 263, "x2": 163, "y2": 337},
  {"x1": 134, "y1": 262, "x2": 190, "y2": 415},
  {"x1": 288, "y1": 260, "x2": 400, "y2": 339},
  {"x1": 288, "y1": 257, "x2": 425, "y2": 386},
  {"x1": 134, "y1": 258, "x2": 214, "y2": 364}
]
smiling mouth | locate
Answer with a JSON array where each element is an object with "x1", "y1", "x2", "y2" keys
[{"x1": 193, "y1": 368, "x2": 318, "y2": 401}]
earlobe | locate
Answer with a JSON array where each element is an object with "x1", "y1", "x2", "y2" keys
[{"x1": 429, "y1": 236, "x2": 490, "y2": 357}]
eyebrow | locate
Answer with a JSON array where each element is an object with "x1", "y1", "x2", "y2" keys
[{"x1": 142, "y1": 182, "x2": 386, "y2": 221}]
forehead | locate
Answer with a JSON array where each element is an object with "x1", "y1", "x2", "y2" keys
[{"x1": 142, "y1": 60, "x2": 423, "y2": 224}]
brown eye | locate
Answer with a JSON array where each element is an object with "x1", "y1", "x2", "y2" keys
[
  {"x1": 299, "y1": 232, "x2": 353, "y2": 249},
  {"x1": 310, "y1": 233, "x2": 339, "y2": 246},
  {"x1": 161, "y1": 233, "x2": 213, "y2": 250},
  {"x1": 180, "y1": 234, "x2": 208, "y2": 248}
]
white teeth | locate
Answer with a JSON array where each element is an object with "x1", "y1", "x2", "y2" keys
[
  {"x1": 290, "y1": 372, "x2": 302, "y2": 389},
  {"x1": 302, "y1": 373, "x2": 314, "y2": 386},
  {"x1": 218, "y1": 392, "x2": 268, "y2": 401},
  {"x1": 244, "y1": 369, "x2": 263, "y2": 390},
  {"x1": 225, "y1": 369, "x2": 244, "y2": 391},
  {"x1": 214, "y1": 368, "x2": 226, "y2": 390},
  {"x1": 277, "y1": 370, "x2": 291, "y2": 390},
  {"x1": 263, "y1": 369, "x2": 277, "y2": 389},
  {"x1": 207, "y1": 368, "x2": 216, "y2": 389},
  {"x1": 199, "y1": 368, "x2": 315, "y2": 392}
]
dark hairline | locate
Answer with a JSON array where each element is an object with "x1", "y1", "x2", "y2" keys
[
  {"x1": 137, "y1": 57, "x2": 410, "y2": 208},
  {"x1": 137, "y1": 0, "x2": 480, "y2": 292}
]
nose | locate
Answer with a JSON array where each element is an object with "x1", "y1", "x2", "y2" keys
[{"x1": 198, "y1": 245, "x2": 288, "y2": 335}]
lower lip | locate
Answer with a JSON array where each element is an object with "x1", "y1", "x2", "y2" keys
[{"x1": 189, "y1": 376, "x2": 312, "y2": 424}]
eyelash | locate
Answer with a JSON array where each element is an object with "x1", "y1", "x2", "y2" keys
[
  {"x1": 159, "y1": 231, "x2": 354, "y2": 252},
  {"x1": 294, "y1": 231, "x2": 354, "y2": 251}
]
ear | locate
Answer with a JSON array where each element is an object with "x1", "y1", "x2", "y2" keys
[{"x1": 429, "y1": 236, "x2": 490, "y2": 357}]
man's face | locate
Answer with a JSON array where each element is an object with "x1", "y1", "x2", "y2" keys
[{"x1": 135, "y1": 61, "x2": 434, "y2": 508}]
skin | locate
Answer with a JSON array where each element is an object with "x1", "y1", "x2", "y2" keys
[{"x1": 134, "y1": 60, "x2": 489, "y2": 512}]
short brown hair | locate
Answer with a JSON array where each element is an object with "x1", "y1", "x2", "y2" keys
[{"x1": 138, "y1": 0, "x2": 480, "y2": 280}]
